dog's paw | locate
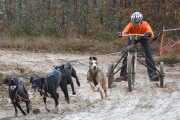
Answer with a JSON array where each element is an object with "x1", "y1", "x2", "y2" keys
[
  {"x1": 15, "y1": 113, "x2": 18, "y2": 117},
  {"x1": 56, "y1": 105, "x2": 61, "y2": 114},
  {"x1": 66, "y1": 99, "x2": 70, "y2": 104},
  {"x1": 22, "y1": 111, "x2": 26, "y2": 115},
  {"x1": 45, "y1": 106, "x2": 50, "y2": 112},
  {"x1": 28, "y1": 102, "x2": 32, "y2": 110},
  {"x1": 72, "y1": 92, "x2": 76, "y2": 95},
  {"x1": 94, "y1": 87, "x2": 98, "y2": 92},
  {"x1": 77, "y1": 82, "x2": 80, "y2": 86}
]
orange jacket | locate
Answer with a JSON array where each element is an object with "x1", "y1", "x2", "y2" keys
[{"x1": 120, "y1": 21, "x2": 154, "y2": 40}]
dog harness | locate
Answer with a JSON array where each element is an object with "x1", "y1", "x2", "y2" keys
[
  {"x1": 9, "y1": 79, "x2": 29, "y2": 102},
  {"x1": 9, "y1": 89, "x2": 19, "y2": 102},
  {"x1": 39, "y1": 80, "x2": 50, "y2": 97},
  {"x1": 46, "y1": 69, "x2": 62, "y2": 82},
  {"x1": 89, "y1": 68, "x2": 99, "y2": 86}
]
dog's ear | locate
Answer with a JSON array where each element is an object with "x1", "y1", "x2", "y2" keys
[
  {"x1": 40, "y1": 78, "x2": 45, "y2": 84},
  {"x1": 14, "y1": 78, "x2": 19, "y2": 84},
  {"x1": 15, "y1": 77, "x2": 18, "y2": 81},
  {"x1": 89, "y1": 57, "x2": 92, "y2": 60},
  {"x1": 93, "y1": 57, "x2": 97, "y2": 60},
  {"x1": 4, "y1": 79, "x2": 9, "y2": 84},
  {"x1": 30, "y1": 77, "x2": 34, "y2": 83},
  {"x1": 54, "y1": 66, "x2": 57, "y2": 70}
]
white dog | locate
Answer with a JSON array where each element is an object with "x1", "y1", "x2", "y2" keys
[{"x1": 87, "y1": 57, "x2": 107, "y2": 99}]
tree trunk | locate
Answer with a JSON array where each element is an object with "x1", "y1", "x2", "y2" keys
[
  {"x1": 98, "y1": 0, "x2": 103, "y2": 25},
  {"x1": 22, "y1": 0, "x2": 26, "y2": 22},
  {"x1": 16, "y1": 0, "x2": 21, "y2": 24},
  {"x1": 0, "y1": 0, "x2": 8, "y2": 26}
]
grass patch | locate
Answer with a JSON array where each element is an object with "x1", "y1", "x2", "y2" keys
[
  {"x1": 95, "y1": 31, "x2": 117, "y2": 42},
  {"x1": 0, "y1": 36, "x2": 127, "y2": 54},
  {"x1": 95, "y1": 31, "x2": 115, "y2": 42},
  {"x1": 157, "y1": 52, "x2": 180, "y2": 64}
]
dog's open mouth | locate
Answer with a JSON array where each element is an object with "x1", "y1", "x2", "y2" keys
[
  {"x1": 31, "y1": 87, "x2": 39, "y2": 92},
  {"x1": 10, "y1": 85, "x2": 17, "y2": 90}
]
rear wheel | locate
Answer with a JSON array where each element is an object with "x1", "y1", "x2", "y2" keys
[
  {"x1": 127, "y1": 54, "x2": 135, "y2": 92},
  {"x1": 108, "y1": 63, "x2": 114, "y2": 88},
  {"x1": 160, "y1": 62, "x2": 165, "y2": 87}
]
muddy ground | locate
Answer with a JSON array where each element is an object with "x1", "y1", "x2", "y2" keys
[{"x1": 0, "y1": 50, "x2": 180, "y2": 120}]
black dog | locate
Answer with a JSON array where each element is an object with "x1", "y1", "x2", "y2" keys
[
  {"x1": 54, "y1": 61, "x2": 80, "y2": 95},
  {"x1": 4, "y1": 77, "x2": 32, "y2": 117},
  {"x1": 30, "y1": 70, "x2": 70, "y2": 114}
]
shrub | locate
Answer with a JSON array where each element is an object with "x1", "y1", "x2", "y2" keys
[
  {"x1": 11, "y1": 26, "x2": 22, "y2": 37},
  {"x1": 21, "y1": 23, "x2": 31, "y2": 35},
  {"x1": 31, "y1": 28, "x2": 42, "y2": 36},
  {"x1": 157, "y1": 52, "x2": 180, "y2": 64},
  {"x1": 11, "y1": 23, "x2": 31, "y2": 36},
  {"x1": 43, "y1": 27, "x2": 58, "y2": 37},
  {"x1": 95, "y1": 31, "x2": 115, "y2": 42}
]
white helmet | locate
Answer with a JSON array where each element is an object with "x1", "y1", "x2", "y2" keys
[{"x1": 131, "y1": 12, "x2": 143, "y2": 23}]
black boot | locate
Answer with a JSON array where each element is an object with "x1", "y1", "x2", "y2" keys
[{"x1": 149, "y1": 72, "x2": 159, "y2": 81}]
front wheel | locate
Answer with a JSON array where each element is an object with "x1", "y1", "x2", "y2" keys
[
  {"x1": 127, "y1": 54, "x2": 135, "y2": 92},
  {"x1": 160, "y1": 62, "x2": 165, "y2": 87}
]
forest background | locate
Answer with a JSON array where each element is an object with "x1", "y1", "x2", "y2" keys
[{"x1": 0, "y1": 0, "x2": 179, "y2": 54}]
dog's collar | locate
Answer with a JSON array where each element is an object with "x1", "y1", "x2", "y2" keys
[
  {"x1": 89, "y1": 67, "x2": 99, "y2": 75},
  {"x1": 39, "y1": 81, "x2": 50, "y2": 97},
  {"x1": 39, "y1": 82, "x2": 46, "y2": 94},
  {"x1": 10, "y1": 89, "x2": 15, "y2": 93},
  {"x1": 9, "y1": 85, "x2": 18, "y2": 93}
]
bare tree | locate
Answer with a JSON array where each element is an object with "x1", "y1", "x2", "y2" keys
[
  {"x1": 22, "y1": 0, "x2": 26, "y2": 22},
  {"x1": 0, "y1": 0, "x2": 8, "y2": 26},
  {"x1": 0, "y1": 0, "x2": 178, "y2": 37},
  {"x1": 16, "y1": 0, "x2": 21, "y2": 23}
]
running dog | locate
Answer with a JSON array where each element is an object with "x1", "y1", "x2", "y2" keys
[
  {"x1": 87, "y1": 57, "x2": 107, "y2": 99},
  {"x1": 30, "y1": 70, "x2": 70, "y2": 114},
  {"x1": 4, "y1": 77, "x2": 32, "y2": 117},
  {"x1": 54, "y1": 61, "x2": 80, "y2": 95}
]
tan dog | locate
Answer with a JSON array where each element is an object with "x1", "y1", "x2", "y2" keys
[{"x1": 87, "y1": 57, "x2": 107, "y2": 99}]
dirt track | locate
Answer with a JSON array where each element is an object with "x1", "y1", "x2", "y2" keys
[{"x1": 0, "y1": 50, "x2": 180, "y2": 120}]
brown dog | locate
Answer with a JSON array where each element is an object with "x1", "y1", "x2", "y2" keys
[{"x1": 87, "y1": 57, "x2": 107, "y2": 99}]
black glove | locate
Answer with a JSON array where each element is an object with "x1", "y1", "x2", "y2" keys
[
  {"x1": 116, "y1": 32, "x2": 122, "y2": 38},
  {"x1": 145, "y1": 32, "x2": 152, "y2": 37}
]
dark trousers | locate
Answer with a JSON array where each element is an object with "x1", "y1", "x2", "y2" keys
[{"x1": 120, "y1": 37, "x2": 156, "y2": 76}]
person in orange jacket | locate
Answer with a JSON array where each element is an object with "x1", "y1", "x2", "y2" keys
[{"x1": 116, "y1": 12, "x2": 159, "y2": 81}]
